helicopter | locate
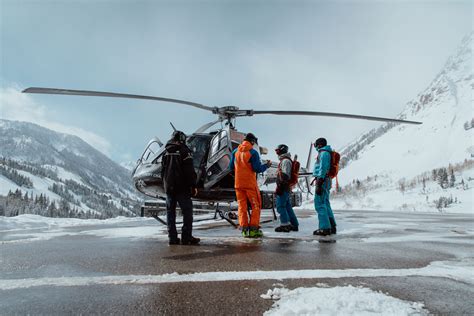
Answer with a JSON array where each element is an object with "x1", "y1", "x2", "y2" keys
[{"x1": 22, "y1": 87, "x2": 421, "y2": 226}]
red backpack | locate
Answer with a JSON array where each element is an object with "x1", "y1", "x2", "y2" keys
[
  {"x1": 279, "y1": 155, "x2": 301, "y2": 189},
  {"x1": 318, "y1": 150, "x2": 340, "y2": 179}
]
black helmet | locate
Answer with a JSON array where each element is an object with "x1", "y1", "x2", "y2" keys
[
  {"x1": 275, "y1": 144, "x2": 289, "y2": 155},
  {"x1": 314, "y1": 137, "x2": 327, "y2": 148},
  {"x1": 244, "y1": 133, "x2": 258, "y2": 144},
  {"x1": 172, "y1": 130, "x2": 187, "y2": 143}
]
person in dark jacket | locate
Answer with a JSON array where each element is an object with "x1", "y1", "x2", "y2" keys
[
  {"x1": 161, "y1": 130, "x2": 200, "y2": 245},
  {"x1": 274, "y1": 144, "x2": 299, "y2": 233}
]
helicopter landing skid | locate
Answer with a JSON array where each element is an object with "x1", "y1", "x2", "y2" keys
[
  {"x1": 142, "y1": 201, "x2": 276, "y2": 229},
  {"x1": 213, "y1": 207, "x2": 239, "y2": 228},
  {"x1": 150, "y1": 213, "x2": 228, "y2": 227},
  {"x1": 143, "y1": 203, "x2": 239, "y2": 228}
]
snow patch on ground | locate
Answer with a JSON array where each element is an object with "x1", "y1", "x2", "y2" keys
[
  {"x1": 0, "y1": 214, "x2": 148, "y2": 232},
  {"x1": 261, "y1": 285, "x2": 428, "y2": 315},
  {"x1": 2, "y1": 211, "x2": 473, "y2": 247},
  {"x1": 0, "y1": 215, "x2": 161, "y2": 243},
  {"x1": 80, "y1": 226, "x2": 165, "y2": 240},
  {"x1": 1, "y1": 258, "x2": 473, "y2": 290}
]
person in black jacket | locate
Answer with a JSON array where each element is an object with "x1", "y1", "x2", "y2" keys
[{"x1": 161, "y1": 130, "x2": 200, "y2": 245}]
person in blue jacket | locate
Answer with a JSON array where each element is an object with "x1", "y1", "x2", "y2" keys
[{"x1": 313, "y1": 137, "x2": 337, "y2": 236}]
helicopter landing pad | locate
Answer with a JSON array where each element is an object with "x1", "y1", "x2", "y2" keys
[{"x1": 1, "y1": 209, "x2": 473, "y2": 314}]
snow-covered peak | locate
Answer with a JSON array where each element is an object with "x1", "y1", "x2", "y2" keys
[
  {"x1": 401, "y1": 32, "x2": 472, "y2": 119},
  {"x1": 0, "y1": 119, "x2": 140, "y2": 200},
  {"x1": 340, "y1": 33, "x2": 473, "y2": 184}
]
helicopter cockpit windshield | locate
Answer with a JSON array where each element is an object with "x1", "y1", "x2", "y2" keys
[{"x1": 140, "y1": 139, "x2": 163, "y2": 164}]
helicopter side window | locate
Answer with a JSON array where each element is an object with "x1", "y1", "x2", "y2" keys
[
  {"x1": 209, "y1": 130, "x2": 229, "y2": 160},
  {"x1": 210, "y1": 134, "x2": 220, "y2": 158},
  {"x1": 219, "y1": 131, "x2": 228, "y2": 150}
]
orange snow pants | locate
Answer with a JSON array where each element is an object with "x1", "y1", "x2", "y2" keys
[{"x1": 235, "y1": 187, "x2": 262, "y2": 228}]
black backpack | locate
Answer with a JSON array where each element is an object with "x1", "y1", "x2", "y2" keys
[{"x1": 162, "y1": 146, "x2": 184, "y2": 194}]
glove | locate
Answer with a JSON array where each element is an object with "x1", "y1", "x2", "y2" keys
[{"x1": 315, "y1": 178, "x2": 324, "y2": 196}]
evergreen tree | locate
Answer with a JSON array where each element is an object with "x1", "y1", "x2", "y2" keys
[
  {"x1": 437, "y1": 168, "x2": 448, "y2": 188},
  {"x1": 449, "y1": 170, "x2": 456, "y2": 187},
  {"x1": 398, "y1": 179, "x2": 406, "y2": 193}
]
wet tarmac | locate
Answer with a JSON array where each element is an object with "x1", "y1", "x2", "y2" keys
[{"x1": 1, "y1": 209, "x2": 473, "y2": 315}]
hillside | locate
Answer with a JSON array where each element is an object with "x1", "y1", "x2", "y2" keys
[
  {"x1": 0, "y1": 119, "x2": 142, "y2": 218},
  {"x1": 331, "y1": 33, "x2": 473, "y2": 213}
]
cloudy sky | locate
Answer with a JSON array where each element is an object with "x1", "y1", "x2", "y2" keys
[{"x1": 1, "y1": 0, "x2": 471, "y2": 164}]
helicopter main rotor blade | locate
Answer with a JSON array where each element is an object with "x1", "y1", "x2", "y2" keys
[
  {"x1": 195, "y1": 119, "x2": 222, "y2": 133},
  {"x1": 22, "y1": 87, "x2": 217, "y2": 112},
  {"x1": 250, "y1": 110, "x2": 422, "y2": 125}
]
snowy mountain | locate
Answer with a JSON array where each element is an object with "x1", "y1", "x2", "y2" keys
[
  {"x1": 0, "y1": 119, "x2": 142, "y2": 218},
  {"x1": 331, "y1": 33, "x2": 473, "y2": 213}
]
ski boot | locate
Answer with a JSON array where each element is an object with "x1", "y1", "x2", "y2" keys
[
  {"x1": 313, "y1": 229, "x2": 331, "y2": 236},
  {"x1": 169, "y1": 237, "x2": 181, "y2": 245},
  {"x1": 181, "y1": 236, "x2": 200, "y2": 245},
  {"x1": 241, "y1": 227, "x2": 250, "y2": 238},
  {"x1": 248, "y1": 227, "x2": 264, "y2": 238},
  {"x1": 275, "y1": 225, "x2": 292, "y2": 233},
  {"x1": 290, "y1": 224, "x2": 299, "y2": 232}
]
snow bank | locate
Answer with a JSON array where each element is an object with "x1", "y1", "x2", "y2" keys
[{"x1": 262, "y1": 285, "x2": 428, "y2": 315}]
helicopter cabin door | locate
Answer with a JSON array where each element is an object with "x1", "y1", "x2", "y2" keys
[{"x1": 204, "y1": 129, "x2": 232, "y2": 189}]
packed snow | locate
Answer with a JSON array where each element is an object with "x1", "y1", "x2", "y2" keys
[
  {"x1": 261, "y1": 285, "x2": 428, "y2": 315},
  {"x1": 1, "y1": 258, "x2": 473, "y2": 290},
  {"x1": 2, "y1": 209, "x2": 474, "y2": 246},
  {"x1": 0, "y1": 214, "x2": 148, "y2": 232}
]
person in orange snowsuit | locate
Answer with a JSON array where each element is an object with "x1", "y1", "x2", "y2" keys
[{"x1": 229, "y1": 133, "x2": 271, "y2": 238}]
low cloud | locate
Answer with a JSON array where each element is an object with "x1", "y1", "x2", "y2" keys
[{"x1": 0, "y1": 85, "x2": 112, "y2": 155}]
